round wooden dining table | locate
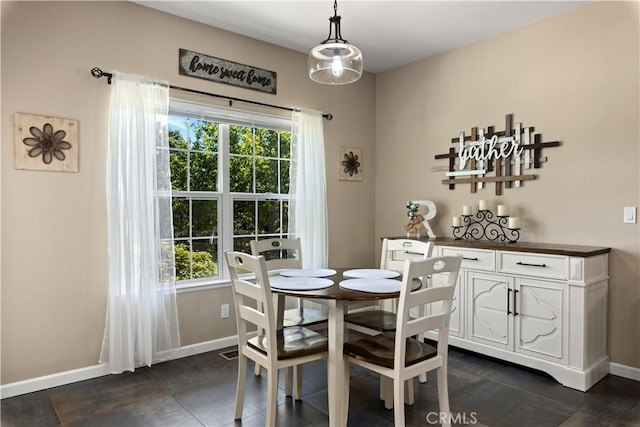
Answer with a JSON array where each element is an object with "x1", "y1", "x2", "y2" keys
[{"x1": 270, "y1": 268, "x2": 401, "y2": 427}]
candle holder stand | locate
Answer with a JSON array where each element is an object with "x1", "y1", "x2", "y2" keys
[{"x1": 452, "y1": 209, "x2": 520, "y2": 243}]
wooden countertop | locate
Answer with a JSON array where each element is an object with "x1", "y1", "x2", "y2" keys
[{"x1": 386, "y1": 236, "x2": 611, "y2": 257}]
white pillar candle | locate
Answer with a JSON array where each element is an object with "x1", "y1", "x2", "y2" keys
[
  {"x1": 497, "y1": 204, "x2": 508, "y2": 216},
  {"x1": 479, "y1": 200, "x2": 488, "y2": 211},
  {"x1": 508, "y1": 217, "x2": 520, "y2": 229},
  {"x1": 452, "y1": 216, "x2": 461, "y2": 227},
  {"x1": 462, "y1": 205, "x2": 471, "y2": 216}
]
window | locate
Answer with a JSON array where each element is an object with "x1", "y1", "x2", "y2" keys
[{"x1": 169, "y1": 101, "x2": 292, "y2": 286}]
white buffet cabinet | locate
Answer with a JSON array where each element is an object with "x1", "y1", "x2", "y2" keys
[{"x1": 422, "y1": 238, "x2": 610, "y2": 392}]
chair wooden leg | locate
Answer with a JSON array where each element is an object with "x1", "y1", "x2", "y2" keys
[
  {"x1": 437, "y1": 366, "x2": 451, "y2": 427},
  {"x1": 285, "y1": 367, "x2": 293, "y2": 396},
  {"x1": 383, "y1": 377, "x2": 393, "y2": 409},
  {"x1": 266, "y1": 367, "x2": 278, "y2": 427},
  {"x1": 234, "y1": 354, "x2": 248, "y2": 420},
  {"x1": 293, "y1": 365, "x2": 303, "y2": 400},
  {"x1": 418, "y1": 338, "x2": 428, "y2": 383},
  {"x1": 255, "y1": 303, "x2": 265, "y2": 378},
  {"x1": 393, "y1": 377, "x2": 405, "y2": 426},
  {"x1": 381, "y1": 377, "x2": 414, "y2": 408},
  {"x1": 342, "y1": 359, "x2": 350, "y2": 425},
  {"x1": 405, "y1": 378, "x2": 415, "y2": 405},
  {"x1": 254, "y1": 326, "x2": 263, "y2": 377},
  {"x1": 418, "y1": 305, "x2": 427, "y2": 383}
]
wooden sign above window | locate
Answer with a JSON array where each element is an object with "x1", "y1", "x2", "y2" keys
[
  {"x1": 434, "y1": 114, "x2": 560, "y2": 195},
  {"x1": 178, "y1": 48, "x2": 277, "y2": 94}
]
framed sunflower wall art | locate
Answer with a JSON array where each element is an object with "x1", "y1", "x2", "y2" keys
[
  {"x1": 338, "y1": 146, "x2": 362, "y2": 182},
  {"x1": 14, "y1": 113, "x2": 79, "y2": 172}
]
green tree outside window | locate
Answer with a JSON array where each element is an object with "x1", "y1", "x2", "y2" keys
[{"x1": 169, "y1": 114, "x2": 291, "y2": 282}]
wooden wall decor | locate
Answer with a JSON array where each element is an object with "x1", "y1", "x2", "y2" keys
[
  {"x1": 179, "y1": 48, "x2": 277, "y2": 94},
  {"x1": 14, "y1": 113, "x2": 79, "y2": 172},
  {"x1": 433, "y1": 114, "x2": 560, "y2": 195},
  {"x1": 338, "y1": 147, "x2": 362, "y2": 181}
]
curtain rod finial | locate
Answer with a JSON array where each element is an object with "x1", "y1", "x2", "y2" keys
[{"x1": 91, "y1": 67, "x2": 112, "y2": 84}]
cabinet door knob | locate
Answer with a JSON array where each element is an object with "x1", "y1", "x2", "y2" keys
[
  {"x1": 513, "y1": 289, "x2": 519, "y2": 316},
  {"x1": 516, "y1": 261, "x2": 547, "y2": 268},
  {"x1": 507, "y1": 288, "x2": 512, "y2": 315}
]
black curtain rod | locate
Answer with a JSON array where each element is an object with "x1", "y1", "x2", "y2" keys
[{"x1": 91, "y1": 67, "x2": 332, "y2": 120}]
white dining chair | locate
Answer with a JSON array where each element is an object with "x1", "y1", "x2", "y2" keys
[
  {"x1": 343, "y1": 255, "x2": 462, "y2": 427},
  {"x1": 225, "y1": 251, "x2": 328, "y2": 427},
  {"x1": 345, "y1": 238, "x2": 434, "y2": 332},
  {"x1": 250, "y1": 238, "x2": 328, "y2": 329},
  {"x1": 249, "y1": 238, "x2": 328, "y2": 392},
  {"x1": 345, "y1": 238, "x2": 434, "y2": 396}
]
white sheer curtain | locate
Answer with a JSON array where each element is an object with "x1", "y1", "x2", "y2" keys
[
  {"x1": 289, "y1": 109, "x2": 328, "y2": 268},
  {"x1": 100, "y1": 71, "x2": 180, "y2": 373}
]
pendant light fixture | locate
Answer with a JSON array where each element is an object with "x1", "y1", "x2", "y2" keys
[{"x1": 308, "y1": 0, "x2": 363, "y2": 85}]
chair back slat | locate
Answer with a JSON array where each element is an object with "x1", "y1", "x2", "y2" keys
[
  {"x1": 405, "y1": 313, "x2": 449, "y2": 337},
  {"x1": 250, "y1": 238, "x2": 302, "y2": 271},
  {"x1": 380, "y1": 238, "x2": 433, "y2": 272},
  {"x1": 404, "y1": 285, "x2": 456, "y2": 310},
  {"x1": 402, "y1": 285, "x2": 456, "y2": 338},
  {"x1": 238, "y1": 305, "x2": 269, "y2": 330},
  {"x1": 233, "y1": 279, "x2": 263, "y2": 302}
]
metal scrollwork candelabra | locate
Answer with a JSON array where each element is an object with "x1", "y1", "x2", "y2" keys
[{"x1": 452, "y1": 209, "x2": 521, "y2": 243}]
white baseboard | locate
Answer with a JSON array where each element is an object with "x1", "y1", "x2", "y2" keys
[
  {"x1": 610, "y1": 362, "x2": 640, "y2": 381},
  {"x1": 161, "y1": 335, "x2": 239, "y2": 361},
  {"x1": 0, "y1": 335, "x2": 240, "y2": 399},
  {"x1": 0, "y1": 364, "x2": 111, "y2": 400}
]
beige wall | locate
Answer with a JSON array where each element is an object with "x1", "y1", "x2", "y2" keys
[
  {"x1": 2, "y1": 0, "x2": 638, "y2": 387},
  {"x1": 0, "y1": 1, "x2": 376, "y2": 384},
  {"x1": 375, "y1": 1, "x2": 640, "y2": 368}
]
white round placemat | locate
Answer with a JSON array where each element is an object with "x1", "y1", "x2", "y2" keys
[
  {"x1": 339, "y1": 278, "x2": 402, "y2": 293},
  {"x1": 343, "y1": 269, "x2": 400, "y2": 279},
  {"x1": 279, "y1": 268, "x2": 337, "y2": 278},
  {"x1": 270, "y1": 277, "x2": 334, "y2": 291}
]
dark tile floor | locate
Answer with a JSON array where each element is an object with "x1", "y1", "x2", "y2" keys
[{"x1": 2, "y1": 346, "x2": 639, "y2": 426}]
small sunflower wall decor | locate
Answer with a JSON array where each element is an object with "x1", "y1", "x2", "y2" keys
[
  {"x1": 14, "y1": 112, "x2": 79, "y2": 172},
  {"x1": 338, "y1": 146, "x2": 362, "y2": 182}
]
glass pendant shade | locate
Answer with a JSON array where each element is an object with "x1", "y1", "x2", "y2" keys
[
  {"x1": 308, "y1": 1, "x2": 363, "y2": 85},
  {"x1": 308, "y1": 42, "x2": 363, "y2": 85}
]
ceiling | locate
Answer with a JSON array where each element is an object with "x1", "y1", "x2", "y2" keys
[{"x1": 134, "y1": 0, "x2": 592, "y2": 74}]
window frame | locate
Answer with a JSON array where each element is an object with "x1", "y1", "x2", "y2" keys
[{"x1": 169, "y1": 100, "x2": 292, "y2": 290}]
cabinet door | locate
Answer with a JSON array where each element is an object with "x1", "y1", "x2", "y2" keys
[
  {"x1": 430, "y1": 270, "x2": 464, "y2": 338},
  {"x1": 467, "y1": 272, "x2": 513, "y2": 350},
  {"x1": 515, "y1": 278, "x2": 565, "y2": 362}
]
